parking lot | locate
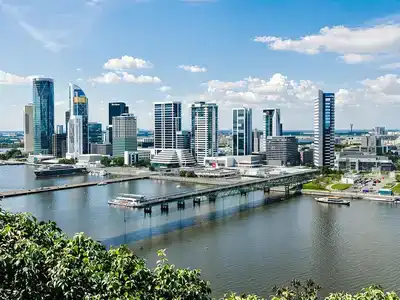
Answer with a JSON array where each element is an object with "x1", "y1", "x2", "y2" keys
[{"x1": 349, "y1": 176, "x2": 391, "y2": 195}]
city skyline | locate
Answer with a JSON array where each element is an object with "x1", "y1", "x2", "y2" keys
[{"x1": 1, "y1": 0, "x2": 400, "y2": 130}]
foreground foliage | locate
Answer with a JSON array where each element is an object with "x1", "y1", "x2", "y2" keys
[{"x1": 1, "y1": 208, "x2": 399, "y2": 299}]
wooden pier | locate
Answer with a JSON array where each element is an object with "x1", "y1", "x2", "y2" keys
[{"x1": 0, "y1": 176, "x2": 149, "y2": 199}]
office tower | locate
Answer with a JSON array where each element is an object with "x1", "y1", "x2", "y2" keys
[
  {"x1": 191, "y1": 102, "x2": 218, "y2": 165},
  {"x1": 265, "y1": 136, "x2": 299, "y2": 166},
  {"x1": 360, "y1": 135, "x2": 383, "y2": 155},
  {"x1": 154, "y1": 102, "x2": 182, "y2": 150},
  {"x1": 252, "y1": 129, "x2": 263, "y2": 153},
  {"x1": 232, "y1": 107, "x2": 252, "y2": 156},
  {"x1": 263, "y1": 108, "x2": 281, "y2": 137},
  {"x1": 52, "y1": 133, "x2": 67, "y2": 158},
  {"x1": 88, "y1": 122, "x2": 103, "y2": 144},
  {"x1": 112, "y1": 113, "x2": 137, "y2": 157},
  {"x1": 176, "y1": 131, "x2": 191, "y2": 149},
  {"x1": 90, "y1": 143, "x2": 113, "y2": 156},
  {"x1": 314, "y1": 90, "x2": 335, "y2": 167},
  {"x1": 56, "y1": 125, "x2": 64, "y2": 135},
  {"x1": 33, "y1": 78, "x2": 54, "y2": 154},
  {"x1": 108, "y1": 102, "x2": 128, "y2": 144},
  {"x1": 374, "y1": 126, "x2": 386, "y2": 135},
  {"x1": 23, "y1": 104, "x2": 34, "y2": 153},
  {"x1": 65, "y1": 110, "x2": 70, "y2": 134},
  {"x1": 67, "y1": 115, "x2": 83, "y2": 158},
  {"x1": 69, "y1": 84, "x2": 89, "y2": 154}
]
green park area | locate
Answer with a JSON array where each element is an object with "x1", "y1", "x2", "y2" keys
[
  {"x1": 331, "y1": 183, "x2": 352, "y2": 190},
  {"x1": 302, "y1": 182, "x2": 327, "y2": 190},
  {"x1": 391, "y1": 183, "x2": 400, "y2": 195}
]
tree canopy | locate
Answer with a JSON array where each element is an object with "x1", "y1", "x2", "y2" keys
[{"x1": 0, "y1": 208, "x2": 399, "y2": 299}]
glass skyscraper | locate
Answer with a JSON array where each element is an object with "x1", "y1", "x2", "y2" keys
[
  {"x1": 232, "y1": 107, "x2": 252, "y2": 155},
  {"x1": 313, "y1": 90, "x2": 335, "y2": 167},
  {"x1": 88, "y1": 122, "x2": 103, "y2": 144},
  {"x1": 112, "y1": 113, "x2": 137, "y2": 157},
  {"x1": 108, "y1": 102, "x2": 129, "y2": 144},
  {"x1": 191, "y1": 102, "x2": 218, "y2": 165},
  {"x1": 33, "y1": 78, "x2": 54, "y2": 154},
  {"x1": 69, "y1": 84, "x2": 89, "y2": 154},
  {"x1": 154, "y1": 102, "x2": 182, "y2": 150}
]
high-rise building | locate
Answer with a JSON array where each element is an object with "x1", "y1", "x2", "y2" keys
[
  {"x1": 252, "y1": 129, "x2": 263, "y2": 153},
  {"x1": 314, "y1": 90, "x2": 335, "y2": 167},
  {"x1": 176, "y1": 130, "x2": 191, "y2": 149},
  {"x1": 112, "y1": 113, "x2": 137, "y2": 157},
  {"x1": 265, "y1": 136, "x2": 299, "y2": 166},
  {"x1": 90, "y1": 143, "x2": 112, "y2": 156},
  {"x1": 154, "y1": 102, "x2": 182, "y2": 150},
  {"x1": 263, "y1": 108, "x2": 281, "y2": 137},
  {"x1": 33, "y1": 78, "x2": 54, "y2": 154},
  {"x1": 69, "y1": 84, "x2": 89, "y2": 154},
  {"x1": 52, "y1": 133, "x2": 67, "y2": 158},
  {"x1": 108, "y1": 102, "x2": 128, "y2": 144},
  {"x1": 88, "y1": 122, "x2": 103, "y2": 144},
  {"x1": 360, "y1": 135, "x2": 383, "y2": 155},
  {"x1": 56, "y1": 125, "x2": 64, "y2": 135},
  {"x1": 374, "y1": 126, "x2": 386, "y2": 136},
  {"x1": 232, "y1": 107, "x2": 252, "y2": 156},
  {"x1": 23, "y1": 104, "x2": 34, "y2": 153},
  {"x1": 65, "y1": 110, "x2": 70, "y2": 134},
  {"x1": 67, "y1": 115, "x2": 83, "y2": 158},
  {"x1": 191, "y1": 102, "x2": 218, "y2": 165}
]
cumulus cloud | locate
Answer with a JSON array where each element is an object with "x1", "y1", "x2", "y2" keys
[
  {"x1": 254, "y1": 23, "x2": 400, "y2": 64},
  {"x1": 104, "y1": 56, "x2": 153, "y2": 70},
  {"x1": 380, "y1": 62, "x2": 400, "y2": 70},
  {"x1": 158, "y1": 86, "x2": 172, "y2": 92},
  {"x1": 178, "y1": 65, "x2": 207, "y2": 73},
  {"x1": 90, "y1": 71, "x2": 161, "y2": 84},
  {"x1": 0, "y1": 70, "x2": 34, "y2": 85}
]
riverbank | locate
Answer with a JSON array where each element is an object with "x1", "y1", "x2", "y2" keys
[{"x1": 302, "y1": 189, "x2": 396, "y2": 202}]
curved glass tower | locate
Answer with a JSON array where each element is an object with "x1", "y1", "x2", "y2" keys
[
  {"x1": 69, "y1": 83, "x2": 89, "y2": 154},
  {"x1": 33, "y1": 78, "x2": 54, "y2": 154}
]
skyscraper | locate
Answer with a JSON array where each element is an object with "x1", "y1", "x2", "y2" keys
[
  {"x1": 33, "y1": 78, "x2": 54, "y2": 154},
  {"x1": 52, "y1": 133, "x2": 67, "y2": 158},
  {"x1": 232, "y1": 107, "x2": 252, "y2": 156},
  {"x1": 65, "y1": 110, "x2": 70, "y2": 134},
  {"x1": 23, "y1": 104, "x2": 34, "y2": 153},
  {"x1": 108, "y1": 102, "x2": 129, "y2": 144},
  {"x1": 191, "y1": 102, "x2": 218, "y2": 165},
  {"x1": 252, "y1": 129, "x2": 263, "y2": 153},
  {"x1": 88, "y1": 122, "x2": 103, "y2": 144},
  {"x1": 112, "y1": 113, "x2": 137, "y2": 157},
  {"x1": 314, "y1": 90, "x2": 335, "y2": 167},
  {"x1": 56, "y1": 125, "x2": 64, "y2": 135},
  {"x1": 263, "y1": 108, "x2": 282, "y2": 153},
  {"x1": 69, "y1": 84, "x2": 89, "y2": 154},
  {"x1": 154, "y1": 102, "x2": 182, "y2": 150},
  {"x1": 176, "y1": 131, "x2": 191, "y2": 150},
  {"x1": 67, "y1": 115, "x2": 83, "y2": 158}
]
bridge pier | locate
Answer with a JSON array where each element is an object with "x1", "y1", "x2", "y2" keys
[
  {"x1": 177, "y1": 200, "x2": 185, "y2": 210},
  {"x1": 240, "y1": 189, "x2": 247, "y2": 196},
  {"x1": 193, "y1": 197, "x2": 201, "y2": 206},
  {"x1": 263, "y1": 187, "x2": 270, "y2": 196},
  {"x1": 285, "y1": 185, "x2": 290, "y2": 198},
  {"x1": 144, "y1": 206, "x2": 152, "y2": 215},
  {"x1": 208, "y1": 194, "x2": 217, "y2": 202},
  {"x1": 161, "y1": 203, "x2": 169, "y2": 213}
]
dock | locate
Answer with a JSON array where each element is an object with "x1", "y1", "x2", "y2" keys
[{"x1": 0, "y1": 176, "x2": 149, "y2": 199}]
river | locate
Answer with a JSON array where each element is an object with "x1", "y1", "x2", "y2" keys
[{"x1": 1, "y1": 165, "x2": 400, "y2": 298}]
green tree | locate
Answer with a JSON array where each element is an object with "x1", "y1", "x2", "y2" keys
[
  {"x1": 59, "y1": 158, "x2": 76, "y2": 165},
  {"x1": 180, "y1": 170, "x2": 187, "y2": 177},
  {"x1": 113, "y1": 156, "x2": 125, "y2": 166},
  {"x1": 149, "y1": 165, "x2": 155, "y2": 171},
  {"x1": 100, "y1": 156, "x2": 112, "y2": 167}
]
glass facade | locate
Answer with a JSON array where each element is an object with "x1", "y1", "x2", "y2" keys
[
  {"x1": 232, "y1": 108, "x2": 252, "y2": 155},
  {"x1": 69, "y1": 84, "x2": 89, "y2": 154},
  {"x1": 112, "y1": 114, "x2": 137, "y2": 157},
  {"x1": 108, "y1": 102, "x2": 128, "y2": 144},
  {"x1": 33, "y1": 78, "x2": 54, "y2": 154},
  {"x1": 88, "y1": 122, "x2": 103, "y2": 144},
  {"x1": 154, "y1": 102, "x2": 182, "y2": 149}
]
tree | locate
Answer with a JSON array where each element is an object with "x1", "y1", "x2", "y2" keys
[
  {"x1": 113, "y1": 156, "x2": 125, "y2": 167},
  {"x1": 149, "y1": 165, "x2": 155, "y2": 171},
  {"x1": 180, "y1": 170, "x2": 187, "y2": 177},
  {"x1": 100, "y1": 156, "x2": 112, "y2": 167},
  {"x1": 59, "y1": 158, "x2": 76, "y2": 165}
]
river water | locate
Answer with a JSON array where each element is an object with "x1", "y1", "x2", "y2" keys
[{"x1": 1, "y1": 165, "x2": 400, "y2": 298}]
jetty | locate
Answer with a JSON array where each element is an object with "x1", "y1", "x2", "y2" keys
[{"x1": 0, "y1": 175, "x2": 149, "y2": 199}]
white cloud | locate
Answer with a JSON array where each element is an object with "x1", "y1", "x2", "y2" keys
[
  {"x1": 90, "y1": 71, "x2": 161, "y2": 84},
  {"x1": 104, "y1": 56, "x2": 153, "y2": 70},
  {"x1": 0, "y1": 70, "x2": 32, "y2": 85},
  {"x1": 207, "y1": 79, "x2": 246, "y2": 91},
  {"x1": 178, "y1": 65, "x2": 207, "y2": 73},
  {"x1": 254, "y1": 23, "x2": 400, "y2": 64},
  {"x1": 158, "y1": 86, "x2": 172, "y2": 92},
  {"x1": 362, "y1": 74, "x2": 400, "y2": 97},
  {"x1": 380, "y1": 62, "x2": 400, "y2": 70}
]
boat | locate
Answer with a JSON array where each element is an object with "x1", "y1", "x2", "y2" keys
[
  {"x1": 108, "y1": 194, "x2": 149, "y2": 208},
  {"x1": 315, "y1": 197, "x2": 350, "y2": 206},
  {"x1": 366, "y1": 197, "x2": 394, "y2": 203},
  {"x1": 97, "y1": 181, "x2": 108, "y2": 186},
  {"x1": 176, "y1": 185, "x2": 181, "y2": 188},
  {"x1": 34, "y1": 164, "x2": 87, "y2": 178}
]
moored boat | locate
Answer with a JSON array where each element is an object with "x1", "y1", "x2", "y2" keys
[
  {"x1": 108, "y1": 194, "x2": 149, "y2": 208},
  {"x1": 315, "y1": 197, "x2": 350, "y2": 205},
  {"x1": 34, "y1": 164, "x2": 87, "y2": 178}
]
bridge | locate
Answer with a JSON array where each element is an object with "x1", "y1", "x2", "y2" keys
[{"x1": 128, "y1": 169, "x2": 318, "y2": 212}]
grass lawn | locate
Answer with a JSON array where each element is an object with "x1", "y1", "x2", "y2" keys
[
  {"x1": 392, "y1": 184, "x2": 400, "y2": 195},
  {"x1": 303, "y1": 182, "x2": 326, "y2": 190},
  {"x1": 331, "y1": 183, "x2": 352, "y2": 190},
  {"x1": 384, "y1": 183, "x2": 395, "y2": 189}
]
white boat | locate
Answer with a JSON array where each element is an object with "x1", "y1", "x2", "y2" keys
[
  {"x1": 366, "y1": 197, "x2": 396, "y2": 203},
  {"x1": 176, "y1": 185, "x2": 181, "y2": 188},
  {"x1": 108, "y1": 194, "x2": 149, "y2": 208},
  {"x1": 97, "y1": 181, "x2": 108, "y2": 186},
  {"x1": 315, "y1": 197, "x2": 350, "y2": 206}
]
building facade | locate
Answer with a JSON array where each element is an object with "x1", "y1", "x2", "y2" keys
[
  {"x1": 263, "y1": 108, "x2": 281, "y2": 152},
  {"x1": 69, "y1": 84, "x2": 89, "y2": 154},
  {"x1": 88, "y1": 122, "x2": 103, "y2": 144},
  {"x1": 23, "y1": 104, "x2": 34, "y2": 153},
  {"x1": 360, "y1": 135, "x2": 383, "y2": 155},
  {"x1": 33, "y1": 78, "x2": 54, "y2": 154},
  {"x1": 252, "y1": 129, "x2": 263, "y2": 153},
  {"x1": 176, "y1": 130, "x2": 191, "y2": 149},
  {"x1": 90, "y1": 143, "x2": 112, "y2": 156},
  {"x1": 56, "y1": 125, "x2": 64, "y2": 135},
  {"x1": 67, "y1": 115, "x2": 83, "y2": 158},
  {"x1": 112, "y1": 114, "x2": 137, "y2": 157},
  {"x1": 264, "y1": 136, "x2": 299, "y2": 166},
  {"x1": 52, "y1": 133, "x2": 67, "y2": 158},
  {"x1": 232, "y1": 107, "x2": 252, "y2": 156},
  {"x1": 191, "y1": 102, "x2": 219, "y2": 165},
  {"x1": 65, "y1": 110, "x2": 70, "y2": 134},
  {"x1": 154, "y1": 102, "x2": 182, "y2": 150},
  {"x1": 108, "y1": 102, "x2": 128, "y2": 144},
  {"x1": 313, "y1": 90, "x2": 335, "y2": 168}
]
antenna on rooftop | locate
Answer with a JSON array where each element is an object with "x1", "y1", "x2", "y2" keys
[{"x1": 350, "y1": 124, "x2": 353, "y2": 134}]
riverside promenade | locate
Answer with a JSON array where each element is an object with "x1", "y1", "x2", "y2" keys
[{"x1": 0, "y1": 175, "x2": 149, "y2": 199}]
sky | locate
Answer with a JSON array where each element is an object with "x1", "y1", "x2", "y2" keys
[{"x1": 1, "y1": 0, "x2": 400, "y2": 131}]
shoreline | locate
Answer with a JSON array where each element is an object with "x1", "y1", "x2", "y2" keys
[{"x1": 302, "y1": 189, "x2": 397, "y2": 202}]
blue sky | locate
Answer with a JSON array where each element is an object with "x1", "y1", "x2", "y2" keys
[{"x1": 1, "y1": 0, "x2": 400, "y2": 131}]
